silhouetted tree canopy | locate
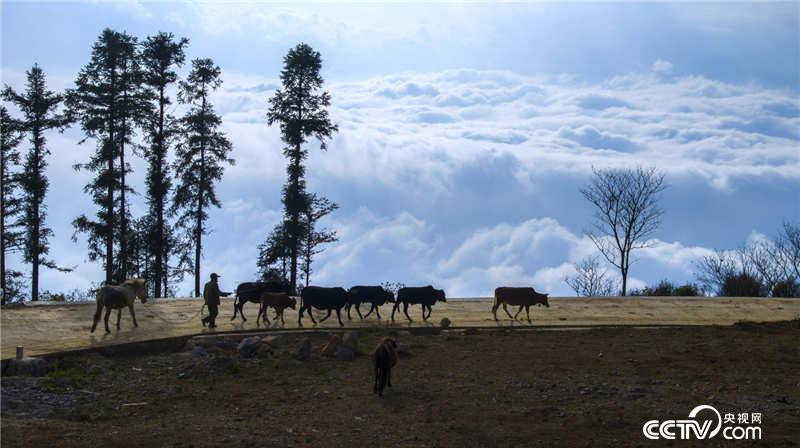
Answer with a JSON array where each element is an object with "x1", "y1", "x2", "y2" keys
[
  {"x1": 67, "y1": 29, "x2": 147, "y2": 284},
  {"x1": 141, "y1": 31, "x2": 190, "y2": 298},
  {"x1": 0, "y1": 106, "x2": 25, "y2": 303},
  {"x1": 172, "y1": 58, "x2": 234, "y2": 297},
  {"x1": 3, "y1": 64, "x2": 71, "y2": 301},
  {"x1": 301, "y1": 193, "x2": 338, "y2": 287},
  {"x1": 267, "y1": 43, "x2": 338, "y2": 294}
]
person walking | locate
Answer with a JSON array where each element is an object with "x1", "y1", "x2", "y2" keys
[{"x1": 202, "y1": 273, "x2": 223, "y2": 328}]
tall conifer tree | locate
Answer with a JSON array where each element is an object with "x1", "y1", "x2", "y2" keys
[
  {"x1": 267, "y1": 43, "x2": 337, "y2": 294},
  {"x1": 0, "y1": 106, "x2": 24, "y2": 303},
  {"x1": 141, "y1": 32, "x2": 189, "y2": 297},
  {"x1": 67, "y1": 29, "x2": 142, "y2": 284},
  {"x1": 2, "y1": 64, "x2": 70, "y2": 300},
  {"x1": 172, "y1": 58, "x2": 234, "y2": 296}
]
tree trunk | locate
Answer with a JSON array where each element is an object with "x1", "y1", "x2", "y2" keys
[
  {"x1": 289, "y1": 149, "x2": 301, "y2": 296},
  {"x1": 621, "y1": 265, "x2": 628, "y2": 296},
  {"x1": 31, "y1": 197, "x2": 39, "y2": 301},
  {"x1": 119, "y1": 107, "x2": 128, "y2": 283},
  {"x1": 1, "y1": 144, "x2": 6, "y2": 304},
  {"x1": 194, "y1": 216, "x2": 201, "y2": 297},
  {"x1": 30, "y1": 130, "x2": 41, "y2": 301},
  {"x1": 106, "y1": 152, "x2": 115, "y2": 285},
  {"x1": 105, "y1": 69, "x2": 117, "y2": 286},
  {"x1": 154, "y1": 85, "x2": 165, "y2": 299}
]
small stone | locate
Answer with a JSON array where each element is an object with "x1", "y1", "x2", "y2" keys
[
  {"x1": 335, "y1": 345, "x2": 356, "y2": 361},
  {"x1": 6, "y1": 357, "x2": 48, "y2": 377},
  {"x1": 263, "y1": 335, "x2": 285, "y2": 347},
  {"x1": 190, "y1": 346, "x2": 208, "y2": 357},
  {"x1": 440, "y1": 317, "x2": 451, "y2": 329},
  {"x1": 342, "y1": 331, "x2": 359, "y2": 352},
  {"x1": 321, "y1": 334, "x2": 342, "y2": 357},
  {"x1": 296, "y1": 338, "x2": 312, "y2": 361},
  {"x1": 237, "y1": 336, "x2": 262, "y2": 358},
  {"x1": 396, "y1": 342, "x2": 415, "y2": 357},
  {"x1": 257, "y1": 344, "x2": 274, "y2": 357}
]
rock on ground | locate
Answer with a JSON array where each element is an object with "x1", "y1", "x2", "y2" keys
[
  {"x1": 190, "y1": 346, "x2": 208, "y2": 357},
  {"x1": 396, "y1": 342, "x2": 415, "y2": 357},
  {"x1": 296, "y1": 338, "x2": 312, "y2": 361},
  {"x1": 440, "y1": 317, "x2": 452, "y2": 329},
  {"x1": 342, "y1": 331, "x2": 359, "y2": 352},
  {"x1": 321, "y1": 334, "x2": 342, "y2": 357},
  {"x1": 237, "y1": 336, "x2": 262, "y2": 358},
  {"x1": 4, "y1": 357, "x2": 48, "y2": 377},
  {"x1": 263, "y1": 335, "x2": 285, "y2": 347},
  {"x1": 336, "y1": 345, "x2": 356, "y2": 361}
]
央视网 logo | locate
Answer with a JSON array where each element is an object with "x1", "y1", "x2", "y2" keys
[{"x1": 643, "y1": 404, "x2": 762, "y2": 440}]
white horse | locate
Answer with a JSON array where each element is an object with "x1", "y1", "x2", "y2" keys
[{"x1": 90, "y1": 279, "x2": 148, "y2": 333}]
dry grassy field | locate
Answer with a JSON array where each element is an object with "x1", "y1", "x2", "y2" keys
[
  {"x1": 1, "y1": 320, "x2": 799, "y2": 447},
  {"x1": 2, "y1": 297, "x2": 799, "y2": 359}
]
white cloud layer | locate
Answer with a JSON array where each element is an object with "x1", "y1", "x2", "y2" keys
[{"x1": 2, "y1": 66, "x2": 798, "y2": 297}]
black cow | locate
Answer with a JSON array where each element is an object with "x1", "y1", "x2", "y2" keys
[
  {"x1": 231, "y1": 281, "x2": 290, "y2": 322},
  {"x1": 346, "y1": 286, "x2": 395, "y2": 320},
  {"x1": 299, "y1": 286, "x2": 348, "y2": 327},
  {"x1": 391, "y1": 286, "x2": 446, "y2": 322}
]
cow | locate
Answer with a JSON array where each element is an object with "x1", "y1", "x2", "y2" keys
[
  {"x1": 492, "y1": 287, "x2": 549, "y2": 323},
  {"x1": 231, "y1": 281, "x2": 290, "y2": 322},
  {"x1": 256, "y1": 292, "x2": 297, "y2": 326},
  {"x1": 298, "y1": 286, "x2": 349, "y2": 327},
  {"x1": 346, "y1": 286, "x2": 395, "y2": 320},
  {"x1": 372, "y1": 337, "x2": 398, "y2": 397},
  {"x1": 391, "y1": 286, "x2": 446, "y2": 322}
]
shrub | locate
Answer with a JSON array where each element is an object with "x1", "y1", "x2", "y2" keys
[
  {"x1": 772, "y1": 279, "x2": 800, "y2": 298},
  {"x1": 674, "y1": 284, "x2": 701, "y2": 296},
  {"x1": 720, "y1": 272, "x2": 764, "y2": 297}
]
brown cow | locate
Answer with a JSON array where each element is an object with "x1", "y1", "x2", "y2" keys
[
  {"x1": 256, "y1": 292, "x2": 297, "y2": 326},
  {"x1": 492, "y1": 287, "x2": 549, "y2": 323},
  {"x1": 372, "y1": 337, "x2": 398, "y2": 397}
]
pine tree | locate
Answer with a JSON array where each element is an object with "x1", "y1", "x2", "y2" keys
[
  {"x1": 257, "y1": 221, "x2": 291, "y2": 285},
  {"x1": 172, "y1": 58, "x2": 234, "y2": 297},
  {"x1": 300, "y1": 193, "x2": 338, "y2": 287},
  {"x1": 2, "y1": 64, "x2": 70, "y2": 301},
  {"x1": 67, "y1": 29, "x2": 144, "y2": 284},
  {"x1": 141, "y1": 32, "x2": 189, "y2": 298},
  {"x1": 115, "y1": 33, "x2": 151, "y2": 282},
  {"x1": 0, "y1": 106, "x2": 25, "y2": 303},
  {"x1": 267, "y1": 43, "x2": 338, "y2": 294}
]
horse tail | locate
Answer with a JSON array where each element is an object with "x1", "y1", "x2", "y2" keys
[
  {"x1": 91, "y1": 289, "x2": 105, "y2": 332},
  {"x1": 94, "y1": 290, "x2": 104, "y2": 318}
]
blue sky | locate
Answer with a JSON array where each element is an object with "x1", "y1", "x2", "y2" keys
[{"x1": 2, "y1": 1, "x2": 799, "y2": 297}]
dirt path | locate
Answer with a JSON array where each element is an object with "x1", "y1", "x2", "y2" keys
[{"x1": 1, "y1": 297, "x2": 798, "y2": 359}]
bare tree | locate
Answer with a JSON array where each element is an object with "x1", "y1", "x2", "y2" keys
[
  {"x1": 742, "y1": 237, "x2": 782, "y2": 294},
  {"x1": 774, "y1": 221, "x2": 800, "y2": 281},
  {"x1": 565, "y1": 256, "x2": 618, "y2": 297},
  {"x1": 581, "y1": 166, "x2": 666, "y2": 296}
]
